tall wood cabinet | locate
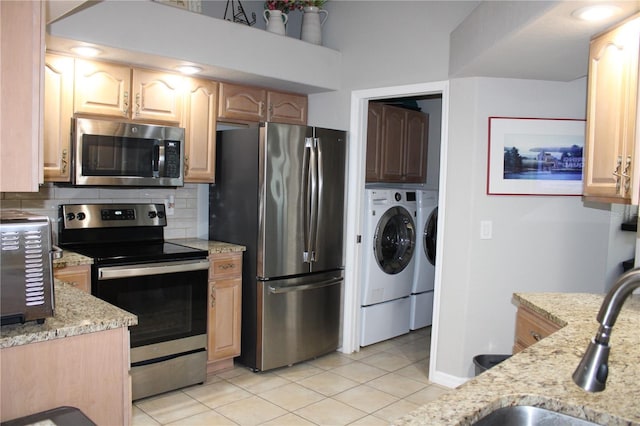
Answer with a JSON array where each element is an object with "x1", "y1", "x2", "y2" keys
[
  {"x1": 0, "y1": 1, "x2": 44, "y2": 192},
  {"x1": 366, "y1": 103, "x2": 429, "y2": 183},
  {"x1": 207, "y1": 252, "x2": 242, "y2": 374},
  {"x1": 218, "y1": 82, "x2": 307, "y2": 125},
  {"x1": 583, "y1": 14, "x2": 640, "y2": 204},
  {"x1": 182, "y1": 78, "x2": 218, "y2": 183},
  {"x1": 43, "y1": 54, "x2": 74, "y2": 182}
]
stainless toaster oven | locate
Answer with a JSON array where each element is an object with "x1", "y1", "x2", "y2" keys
[{"x1": 0, "y1": 210, "x2": 60, "y2": 325}]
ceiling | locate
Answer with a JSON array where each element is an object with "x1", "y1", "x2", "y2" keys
[{"x1": 450, "y1": 0, "x2": 640, "y2": 81}]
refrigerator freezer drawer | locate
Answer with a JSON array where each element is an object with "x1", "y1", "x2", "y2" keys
[{"x1": 258, "y1": 272, "x2": 343, "y2": 371}]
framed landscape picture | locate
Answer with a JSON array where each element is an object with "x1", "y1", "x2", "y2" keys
[{"x1": 487, "y1": 117, "x2": 586, "y2": 196}]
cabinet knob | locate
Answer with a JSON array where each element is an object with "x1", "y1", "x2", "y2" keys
[
  {"x1": 211, "y1": 284, "x2": 216, "y2": 308},
  {"x1": 622, "y1": 156, "x2": 632, "y2": 194},
  {"x1": 530, "y1": 330, "x2": 542, "y2": 341},
  {"x1": 184, "y1": 156, "x2": 189, "y2": 176},
  {"x1": 135, "y1": 93, "x2": 141, "y2": 117},
  {"x1": 613, "y1": 156, "x2": 623, "y2": 193}
]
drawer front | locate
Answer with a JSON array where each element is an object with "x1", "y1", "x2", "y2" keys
[
  {"x1": 514, "y1": 306, "x2": 560, "y2": 351},
  {"x1": 209, "y1": 253, "x2": 242, "y2": 279}
]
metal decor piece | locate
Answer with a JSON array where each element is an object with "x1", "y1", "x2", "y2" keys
[{"x1": 224, "y1": 0, "x2": 256, "y2": 26}]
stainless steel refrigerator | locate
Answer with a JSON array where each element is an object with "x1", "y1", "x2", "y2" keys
[{"x1": 209, "y1": 122, "x2": 346, "y2": 371}]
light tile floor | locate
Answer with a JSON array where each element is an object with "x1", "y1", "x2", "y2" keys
[{"x1": 132, "y1": 327, "x2": 451, "y2": 425}]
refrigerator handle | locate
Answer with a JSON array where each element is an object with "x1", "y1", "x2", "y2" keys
[
  {"x1": 309, "y1": 138, "x2": 319, "y2": 262},
  {"x1": 268, "y1": 277, "x2": 342, "y2": 294},
  {"x1": 302, "y1": 137, "x2": 313, "y2": 263}
]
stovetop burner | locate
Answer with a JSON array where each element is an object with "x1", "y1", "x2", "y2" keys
[{"x1": 66, "y1": 242, "x2": 207, "y2": 265}]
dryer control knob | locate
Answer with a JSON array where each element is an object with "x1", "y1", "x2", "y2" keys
[{"x1": 395, "y1": 192, "x2": 402, "y2": 202}]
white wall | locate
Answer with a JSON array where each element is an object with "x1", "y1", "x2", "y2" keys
[{"x1": 437, "y1": 76, "x2": 618, "y2": 379}]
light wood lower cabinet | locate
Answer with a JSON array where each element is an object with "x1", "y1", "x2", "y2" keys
[
  {"x1": 1, "y1": 327, "x2": 131, "y2": 425},
  {"x1": 207, "y1": 252, "x2": 242, "y2": 374},
  {"x1": 513, "y1": 305, "x2": 561, "y2": 354},
  {"x1": 53, "y1": 264, "x2": 91, "y2": 293}
]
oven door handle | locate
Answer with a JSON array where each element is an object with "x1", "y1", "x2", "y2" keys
[{"x1": 98, "y1": 259, "x2": 209, "y2": 280}]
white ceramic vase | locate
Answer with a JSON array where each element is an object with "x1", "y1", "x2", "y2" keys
[
  {"x1": 300, "y1": 6, "x2": 328, "y2": 45},
  {"x1": 264, "y1": 9, "x2": 288, "y2": 36}
]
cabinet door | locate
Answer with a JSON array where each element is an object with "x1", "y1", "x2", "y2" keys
[
  {"x1": 44, "y1": 54, "x2": 74, "y2": 182},
  {"x1": 513, "y1": 305, "x2": 561, "y2": 354},
  {"x1": 0, "y1": 0, "x2": 44, "y2": 192},
  {"x1": 183, "y1": 78, "x2": 217, "y2": 183},
  {"x1": 207, "y1": 253, "x2": 242, "y2": 364},
  {"x1": 365, "y1": 103, "x2": 383, "y2": 182},
  {"x1": 403, "y1": 110, "x2": 429, "y2": 183},
  {"x1": 208, "y1": 278, "x2": 242, "y2": 361},
  {"x1": 583, "y1": 16, "x2": 640, "y2": 203},
  {"x1": 54, "y1": 265, "x2": 91, "y2": 293},
  {"x1": 131, "y1": 69, "x2": 183, "y2": 123},
  {"x1": 267, "y1": 91, "x2": 307, "y2": 125},
  {"x1": 380, "y1": 106, "x2": 406, "y2": 182},
  {"x1": 218, "y1": 82, "x2": 266, "y2": 123},
  {"x1": 74, "y1": 59, "x2": 131, "y2": 118}
]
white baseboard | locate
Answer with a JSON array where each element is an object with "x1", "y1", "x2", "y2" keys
[{"x1": 429, "y1": 369, "x2": 469, "y2": 389}]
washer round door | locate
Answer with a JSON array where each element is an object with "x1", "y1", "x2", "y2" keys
[
  {"x1": 373, "y1": 206, "x2": 416, "y2": 274},
  {"x1": 425, "y1": 206, "x2": 437, "y2": 266}
]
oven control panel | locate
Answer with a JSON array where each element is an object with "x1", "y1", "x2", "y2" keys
[{"x1": 59, "y1": 203, "x2": 167, "y2": 229}]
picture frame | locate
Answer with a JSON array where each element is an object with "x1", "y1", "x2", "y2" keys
[
  {"x1": 487, "y1": 117, "x2": 586, "y2": 196},
  {"x1": 154, "y1": 0, "x2": 202, "y2": 13}
]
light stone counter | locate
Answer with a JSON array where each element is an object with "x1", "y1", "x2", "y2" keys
[
  {"x1": 0, "y1": 280, "x2": 137, "y2": 349},
  {"x1": 395, "y1": 293, "x2": 640, "y2": 426},
  {"x1": 169, "y1": 238, "x2": 246, "y2": 254},
  {"x1": 52, "y1": 249, "x2": 93, "y2": 268}
]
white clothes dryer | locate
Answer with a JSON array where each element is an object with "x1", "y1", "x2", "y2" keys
[
  {"x1": 361, "y1": 188, "x2": 417, "y2": 346},
  {"x1": 410, "y1": 190, "x2": 438, "y2": 330}
]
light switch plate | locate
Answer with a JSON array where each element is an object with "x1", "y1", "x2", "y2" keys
[{"x1": 480, "y1": 220, "x2": 492, "y2": 239}]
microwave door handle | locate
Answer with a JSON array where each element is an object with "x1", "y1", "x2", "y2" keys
[{"x1": 156, "y1": 143, "x2": 165, "y2": 177}]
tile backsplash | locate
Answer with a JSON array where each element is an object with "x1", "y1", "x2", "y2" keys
[{"x1": 1, "y1": 183, "x2": 200, "y2": 242}]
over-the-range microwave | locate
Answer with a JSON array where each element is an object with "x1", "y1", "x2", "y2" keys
[{"x1": 71, "y1": 117, "x2": 185, "y2": 187}]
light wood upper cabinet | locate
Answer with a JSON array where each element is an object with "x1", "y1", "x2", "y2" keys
[
  {"x1": 131, "y1": 69, "x2": 183, "y2": 123},
  {"x1": 183, "y1": 78, "x2": 218, "y2": 183},
  {"x1": 0, "y1": 1, "x2": 44, "y2": 192},
  {"x1": 207, "y1": 252, "x2": 242, "y2": 373},
  {"x1": 583, "y1": 14, "x2": 640, "y2": 204},
  {"x1": 74, "y1": 59, "x2": 131, "y2": 118},
  {"x1": 218, "y1": 83, "x2": 266, "y2": 122},
  {"x1": 75, "y1": 60, "x2": 183, "y2": 123},
  {"x1": 367, "y1": 103, "x2": 429, "y2": 183},
  {"x1": 218, "y1": 82, "x2": 307, "y2": 125},
  {"x1": 43, "y1": 54, "x2": 74, "y2": 182},
  {"x1": 266, "y1": 91, "x2": 307, "y2": 125}
]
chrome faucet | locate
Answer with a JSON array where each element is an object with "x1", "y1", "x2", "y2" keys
[{"x1": 572, "y1": 267, "x2": 640, "y2": 392}]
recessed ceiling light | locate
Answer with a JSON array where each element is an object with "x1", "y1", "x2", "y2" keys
[
  {"x1": 571, "y1": 4, "x2": 622, "y2": 21},
  {"x1": 175, "y1": 65, "x2": 202, "y2": 75},
  {"x1": 70, "y1": 46, "x2": 102, "y2": 57}
]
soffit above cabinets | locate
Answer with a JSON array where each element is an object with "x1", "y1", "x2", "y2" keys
[
  {"x1": 450, "y1": 0, "x2": 640, "y2": 82},
  {"x1": 46, "y1": 0, "x2": 341, "y2": 94}
]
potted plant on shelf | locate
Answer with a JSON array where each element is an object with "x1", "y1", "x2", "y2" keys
[
  {"x1": 297, "y1": 0, "x2": 328, "y2": 45},
  {"x1": 263, "y1": 0, "x2": 295, "y2": 35}
]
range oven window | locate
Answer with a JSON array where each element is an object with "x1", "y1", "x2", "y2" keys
[{"x1": 93, "y1": 268, "x2": 208, "y2": 348}]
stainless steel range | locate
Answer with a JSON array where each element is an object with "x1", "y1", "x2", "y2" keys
[{"x1": 57, "y1": 203, "x2": 209, "y2": 400}]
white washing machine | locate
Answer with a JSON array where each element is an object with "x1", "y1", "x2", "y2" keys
[
  {"x1": 410, "y1": 190, "x2": 438, "y2": 330},
  {"x1": 361, "y1": 188, "x2": 417, "y2": 346}
]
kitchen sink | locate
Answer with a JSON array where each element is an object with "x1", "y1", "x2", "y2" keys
[{"x1": 472, "y1": 405, "x2": 599, "y2": 425}]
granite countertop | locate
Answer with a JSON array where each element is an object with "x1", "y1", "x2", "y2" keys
[
  {"x1": 169, "y1": 238, "x2": 246, "y2": 254},
  {"x1": 0, "y1": 280, "x2": 137, "y2": 349},
  {"x1": 396, "y1": 293, "x2": 640, "y2": 426},
  {"x1": 53, "y1": 249, "x2": 93, "y2": 268}
]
